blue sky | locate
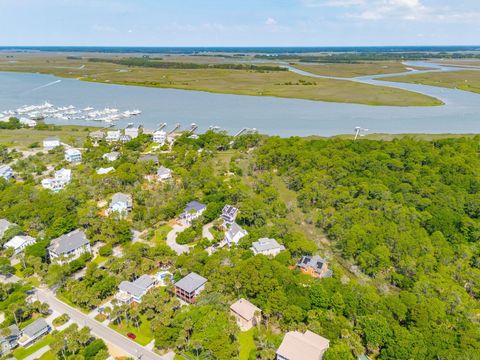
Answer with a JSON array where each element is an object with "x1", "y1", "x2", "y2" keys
[{"x1": 1, "y1": 0, "x2": 479, "y2": 46}]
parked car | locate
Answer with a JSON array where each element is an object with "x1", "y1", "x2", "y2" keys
[{"x1": 127, "y1": 332, "x2": 136, "y2": 340}]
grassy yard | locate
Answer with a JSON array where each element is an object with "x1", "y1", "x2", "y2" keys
[
  {"x1": 154, "y1": 224, "x2": 172, "y2": 245},
  {"x1": 12, "y1": 334, "x2": 53, "y2": 360},
  {"x1": 92, "y1": 255, "x2": 108, "y2": 266},
  {"x1": 38, "y1": 351, "x2": 56, "y2": 360},
  {"x1": 239, "y1": 329, "x2": 256, "y2": 360},
  {"x1": 0, "y1": 125, "x2": 95, "y2": 149},
  {"x1": 109, "y1": 314, "x2": 153, "y2": 346},
  {"x1": 382, "y1": 70, "x2": 480, "y2": 94},
  {"x1": 0, "y1": 54, "x2": 443, "y2": 106}
]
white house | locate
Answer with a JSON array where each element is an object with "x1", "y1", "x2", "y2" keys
[
  {"x1": 109, "y1": 193, "x2": 133, "y2": 214},
  {"x1": 48, "y1": 229, "x2": 91, "y2": 264},
  {"x1": 180, "y1": 201, "x2": 207, "y2": 223},
  {"x1": 124, "y1": 127, "x2": 139, "y2": 139},
  {"x1": 153, "y1": 130, "x2": 167, "y2": 145},
  {"x1": 0, "y1": 165, "x2": 14, "y2": 181},
  {"x1": 4, "y1": 235, "x2": 36, "y2": 255},
  {"x1": 17, "y1": 319, "x2": 51, "y2": 348},
  {"x1": 251, "y1": 238, "x2": 285, "y2": 257},
  {"x1": 221, "y1": 205, "x2": 238, "y2": 225},
  {"x1": 96, "y1": 167, "x2": 114, "y2": 175},
  {"x1": 105, "y1": 130, "x2": 121, "y2": 142},
  {"x1": 225, "y1": 222, "x2": 248, "y2": 246},
  {"x1": 41, "y1": 168, "x2": 71, "y2": 192},
  {"x1": 102, "y1": 151, "x2": 120, "y2": 162},
  {"x1": 276, "y1": 330, "x2": 330, "y2": 360},
  {"x1": 19, "y1": 118, "x2": 37, "y2": 127},
  {"x1": 0, "y1": 324, "x2": 20, "y2": 356},
  {"x1": 116, "y1": 275, "x2": 156, "y2": 304},
  {"x1": 64, "y1": 149, "x2": 82, "y2": 163},
  {"x1": 157, "y1": 166, "x2": 172, "y2": 181},
  {"x1": 119, "y1": 134, "x2": 132, "y2": 143},
  {"x1": 43, "y1": 137, "x2": 60, "y2": 150}
]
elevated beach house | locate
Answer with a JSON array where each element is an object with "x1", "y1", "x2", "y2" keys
[
  {"x1": 48, "y1": 229, "x2": 91, "y2": 264},
  {"x1": 174, "y1": 272, "x2": 207, "y2": 304},
  {"x1": 251, "y1": 238, "x2": 285, "y2": 257},
  {"x1": 276, "y1": 330, "x2": 330, "y2": 360}
]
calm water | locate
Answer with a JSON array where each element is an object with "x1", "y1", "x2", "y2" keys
[{"x1": 0, "y1": 66, "x2": 479, "y2": 137}]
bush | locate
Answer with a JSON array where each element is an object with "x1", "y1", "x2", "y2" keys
[{"x1": 98, "y1": 244, "x2": 112, "y2": 257}]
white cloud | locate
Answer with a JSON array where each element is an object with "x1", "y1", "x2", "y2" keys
[
  {"x1": 302, "y1": 0, "x2": 365, "y2": 7},
  {"x1": 265, "y1": 17, "x2": 278, "y2": 26}
]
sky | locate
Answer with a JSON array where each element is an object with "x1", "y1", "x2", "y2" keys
[{"x1": 1, "y1": 0, "x2": 479, "y2": 46}]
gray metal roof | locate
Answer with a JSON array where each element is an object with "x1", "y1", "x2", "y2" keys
[
  {"x1": 139, "y1": 154, "x2": 159, "y2": 163},
  {"x1": 119, "y1": 275, "x2": 155, "y2": 297},
  {"x1": 111, "y1": 193, "x2": 132, "y2": 207},
  {"x1": 175, "y1": 272, "x2": 207, "y2": 293},
  {"x1": 221, "y1": 205, "x2": 238, "y2": 218},
  {"x1": 22, "y1": 318, "x2": 49, "y2": 338},
  {"x1": 0, "y1": 325, "x2": 20, "y2": 341},
  {"x1": 48, "y1": 229, "x2": 89, "y2": 255},
  {"x1": 185, "y1": 201, "x2": 206, "y2": 213},
  {"x1": 157, "y1": 166, "x2": 171, "y2": 177},
  {"x1": 228, "y1": 222, "x2": 247, "y2": 238},
  {"x1": 0, "y1": 219, "x2": 14, "y2": 238},
  {"x1": 251, "y1": 238, "x2": 285, "y2": 252}
]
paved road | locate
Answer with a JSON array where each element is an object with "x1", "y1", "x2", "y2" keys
[
  {"x1": 35, "y1": 288, "x2": 172, "y2": 360},
  {"x1": 166, "y1": 223, "x2": 190, "y2": 255}
]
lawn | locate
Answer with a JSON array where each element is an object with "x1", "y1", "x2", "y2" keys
[
  {"x1": 154, "y1": 224, "x2": 172, "y2": 245},
  {"x1": 0, "y1": 54, "x2": 443, "y2": 106},
  {"x1": 12, "y1": 334, "x2": 53, "y2": 360},
  {"x1": 109, "y1": 314, "x2": 153, "y2": 346},
  {"x1": 0, "y1": 125, "x2": 95, "y2": 149},
  {"x1": 92, "y1": 255, "x2": 108, "y2": 266},
  {"x1": 239, "y1": 329, "x2": 256, "y2": 360},
  {"x1": 38, "y1": 351, "x2": 56, "y2": 360}
]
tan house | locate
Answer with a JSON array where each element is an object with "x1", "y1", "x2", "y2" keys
[
  {"x1": 230, "y1": 298, "x2": 261, "y2": 331},
  {"x1": 276, "y1": 330, "x2": 329, "y2": 360}
]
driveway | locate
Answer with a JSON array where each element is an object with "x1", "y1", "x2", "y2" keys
[
  {"x1": 202, "y1": 222, "x2": 215, "y2": 241},
  {"x1": 34, "y1": 288, "x2": 173, "y2": 360},
  {"x1": 166, "y1": 223, "x2": 190, "y2": 255}
]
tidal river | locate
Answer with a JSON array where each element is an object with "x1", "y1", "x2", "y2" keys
[{"x1": 0, "y1": 61, "x2": 478, "y2": 137}]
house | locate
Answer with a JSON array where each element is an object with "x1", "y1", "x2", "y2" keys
[
  {"x1": 89, "y1": 130, "x2": 105, "y2": 141},
  {"x1": 64, "y1": 148, "x2": 82, "y2": 163},
  {"x1": 138, "y1": 154, "x2": 159, "y2": 165},
  {"x1": 221, "y1": 205, "x2": 238, "y2": 225},
  {"x1": 116, "y1": 274, "x2": 156, "y2": 304},
  {"x1": 109, "y1": 193, "x2": 133, "y2": 214},
  {"x1": 296, "y1": 255, "x2": 332, "y2": 279},
  {"x1": 19, "y1": 118, "x2": 37, "y2": 127},
  {"x1": 4, "y1": 235, "x2": 36, "y2": 255},
  {"x1": 124, "y1": 127, "x2": 139, "y2": 139},
  {"x1": 119, "y1": 134, "x2": 132, "y2": 143},
  {"x1": 153, "y1": 130, "x2": 167, "y2": 145},
  {"x1": 142, "y1": 128, "x2": 155, "y2": 136},
  {"x1": 0, "y1": 165, "x2": 14, "y2": 180},
  {"x1": 0, "y1": 324, "x2": 20, "y2": 355},
  {"x1": 103, "y1": 151, "x2": 120, "y2": 162},
  {"x1": 230, "y1": 298, "x2": 261, "y2": 331},
  {"x1": 0, "y1": 219, "x2": 14, "y2": 239},
  {"x1": 96, "y1": 167, "x2": 114, "y2": 175},
  {"x1": 157, "y1": 166, "x2": 172, "y2": 181},
  {"x1": 225, "y1": 223, "x2": 248, "y2": 246},
  {"x1": 251, "y1": 238, "x2": 285, "y2": 257},
  {"x1": 105, "y1": 130, "x2": 121, "y2": 142},
  {"x1": 43, "y1": 137, "x2": 60, "y2": 150},
  {"x1": 276, "y1": 330, "x2": 330, "y2": 360},
  {"x1": 17, "y1": 318, "x2": 51, "y2": 347},
  {"x1": 180, "y1": 201, "x2": 207, "y2": 223},
  {"x1": 41, "y1": 168, "x2": 71, "y2": 192},
  {"x1": 48, "y1": 229, "x2": 91, "y2": 264},
  {"x1": 174, "y1": 272, "x2": 207, "y2": 304}
]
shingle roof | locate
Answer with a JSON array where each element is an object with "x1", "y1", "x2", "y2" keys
[
  {"x1": 48, "y1": 229, "x2": 89, "y2": 255},
  {"x1": 139, "y1": 154, "x2": 159, "y2": 163},
  {"x1": 185, "y1": 201, "x2": 206, "y2": 213},
  {"x1": 297, "y1": 255, "x2": 326, "y2": 273},
  {"x1": 227, "y1": 223, "x2": 247, "y2": 238},
  {"x1": 157, "y1": 166, "x2": 172, "y2": 177},
  {"x1": 276, "y1": 330, "x2": 330, "y2": 360},
  {"x1": 230, "y1": 298, "x2": 261, "y2": 321},
  {"x1": 119, "y1": 275, "x2": 155, "y2": 298},
  {"x1": 22, "y1": 318, "x2": 49, "y2": 338},
  {"x1": 175, "y1": 272, "x2": 207, "y2": 293},
  {"x1": 111, "y1": 193, "x2": 132, "y2": 207},
  {"x1": 4, "y1": 235, "x2": 35, "y2": 249}
]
